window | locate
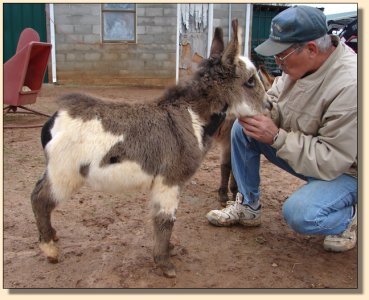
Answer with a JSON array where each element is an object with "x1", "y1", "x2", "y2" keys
[{"x1": 102, "y1": 4, "x2": 136, "y2": 42}]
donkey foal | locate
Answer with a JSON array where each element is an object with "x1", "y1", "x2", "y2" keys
[{"x1": 31, "y1": 20, "x2": 268, "y2": 278}]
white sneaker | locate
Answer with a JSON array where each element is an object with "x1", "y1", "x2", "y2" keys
[
  {"x1": 323, "y1": 205, "x2": 357, "y2": 252},
  {"x1": 206, "y1": 193, "x2": 261, "y2": 227}
]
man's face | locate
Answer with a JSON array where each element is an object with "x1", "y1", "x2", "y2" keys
[{"x1": 274, "y1": 45, "x2": 310, "y2": 80}]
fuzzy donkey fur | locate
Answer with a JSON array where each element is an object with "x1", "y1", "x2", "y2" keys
[{"x1": 31, "y1": 19, "x2": 268, "y2": 278}]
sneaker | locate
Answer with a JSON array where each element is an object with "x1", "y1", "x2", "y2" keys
[
  {"x1": 206, "y1": 192, "x2": 261, "y2": 227},
  {"x1": 323, "y1": 205, "x2": 357, "y2": 252}
]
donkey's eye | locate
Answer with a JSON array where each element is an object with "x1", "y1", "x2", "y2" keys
[{"x1": 244, "y1": 76, "x2": 255, "y2": 88}]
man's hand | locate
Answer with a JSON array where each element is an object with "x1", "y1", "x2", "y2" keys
[{"x1": 238, "y1": 114, "x2": 279, "y2": 145}]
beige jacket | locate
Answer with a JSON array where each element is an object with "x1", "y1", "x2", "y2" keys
[{"x1": 269, "y1": 36, "x2": 357, "y2": 180}]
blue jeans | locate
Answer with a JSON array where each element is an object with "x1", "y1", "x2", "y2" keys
[{"x1": 231, "y1": 121, "x2": 358, "y2": 235}]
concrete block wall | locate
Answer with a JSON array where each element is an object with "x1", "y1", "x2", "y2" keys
[{"x1": 53, "y1": 3, "x2": 177, "y2": 87}]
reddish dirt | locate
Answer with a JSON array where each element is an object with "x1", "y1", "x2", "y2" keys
[{"x1": 3, "y1": 85, "x2": 358, "y2": 288}]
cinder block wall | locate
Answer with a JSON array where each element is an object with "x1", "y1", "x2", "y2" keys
[{"x1": 53, "y1": 3, "x2": 177, "y2": 87}]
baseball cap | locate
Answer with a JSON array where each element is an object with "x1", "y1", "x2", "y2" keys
[{"x1": 255, "y1": 5, "x2": 328, "y2": 56}]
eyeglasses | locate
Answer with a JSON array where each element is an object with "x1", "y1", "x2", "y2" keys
[{"x1": 274, "y1": 46, "x2": 302, "y2": 64}]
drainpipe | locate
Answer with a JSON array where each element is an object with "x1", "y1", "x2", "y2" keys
[
  {"x1": 207, "y1": 3, "x2": 214, "y2": 57},
  {"x1": 244, "y1": 4, "x2": 252, "y2": 57},
  {"x1": 49, "y1": 3, "x2": 57, "y2": 83},
  {"x1": 228, "y1": 3, "x2": 232, "y2": 43},
  {"x1": 176, "y1": 3, "x2": 180, "y2": 84}
]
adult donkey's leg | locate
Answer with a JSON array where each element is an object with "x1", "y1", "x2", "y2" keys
[
  {"x1": 218, "y1": 147, "x2": 232, "y2": 205},
  {"x1": 150, "y1": 177, "x2": 179, "y2": 278},
  {"x1": 229, "y1": 171, "x2": 238, "y2": 201}
]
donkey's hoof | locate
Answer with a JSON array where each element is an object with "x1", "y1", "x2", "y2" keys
[
  {"x1": 39, "y1": 240, "x2": 59, "y2": 263},
  {"x1": 219, "y1": 200, "x2": 228, "y2": 207},
  {"x1": 162, "y1": 265, "x2": 176, "y2": 278},
  {"x1": 156, "y1": 259, "x2": 177, "y2": 278},
  {"x1": 47, "y1": 256, "x2": 59, "y2": 264},
  {"x1": 218, "y1": 189, "x2": 229, "y2": 206}
]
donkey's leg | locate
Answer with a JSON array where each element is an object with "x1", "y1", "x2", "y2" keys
[
  {"x1": 31, "y1": 172, "x2": 59, "y2": 263},
  {"x1": 229, "y1": 171, "x2": 238, "y2": 201},
  {"x1": 150, "y1": 177, "x2": 179, "y2": 278},
  {"x1": 152, "y1": 212, "x2": 176, "y2": 277},
  {"x1": 218, "y1": 142, "x2": 232, "y2": 205},
  {"x1": 219, "y1": 161, "x2": 231, "y2": 204},
  {"x1": 31, "y1": 167, "x2": 83, "y2": 263}
]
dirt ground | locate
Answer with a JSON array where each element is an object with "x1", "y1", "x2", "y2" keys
[{"x1": 3, "y1": 84, "x2": 358, "y2": 289}]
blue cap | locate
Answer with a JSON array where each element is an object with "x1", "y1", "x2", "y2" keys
[{"x1": 255, "y1": 5, "x2": 328, "y2": 56}]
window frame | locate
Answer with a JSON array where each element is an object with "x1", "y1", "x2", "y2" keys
[{"x1": 101, "y1": 4, "x2": 137, "y2": 43}]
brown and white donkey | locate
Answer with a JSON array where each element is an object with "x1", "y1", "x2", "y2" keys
[{"x1": 31, "y1": 19, "x2": 268, "y2": 278}]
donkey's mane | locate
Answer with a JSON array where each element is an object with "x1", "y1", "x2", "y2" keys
[{"x1": 157, "y1": 57, "x2": 233, "y2": 107}]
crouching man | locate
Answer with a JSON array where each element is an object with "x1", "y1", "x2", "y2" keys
[{"x1": 206, "y1": 5, "x2": 358, "y2": 252}]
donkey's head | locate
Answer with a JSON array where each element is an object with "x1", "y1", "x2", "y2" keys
[{"x1": 195, "y1": 19, "x2": 268, "y2": 118}]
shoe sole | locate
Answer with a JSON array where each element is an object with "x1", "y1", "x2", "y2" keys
[
  {"x1": 323, "y1": 240, "x2": 356, "y2": 252},
  {"x1": 323, "y1": 244, "x2": 356, "y2": 252},
  {"x1": 239, "y1": 218, "x2": 261, "y2": 227},
  {"x1": 206, "y1": 212, "x2": 261, "y2": 227}
]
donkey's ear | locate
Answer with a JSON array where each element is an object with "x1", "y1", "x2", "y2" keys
[
  {"x1": 209, "y1": 27, "x2": 224, "y2": 59},
  {"x1": 222, "y1": 19, "x2": 240, "y2": 66}
]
